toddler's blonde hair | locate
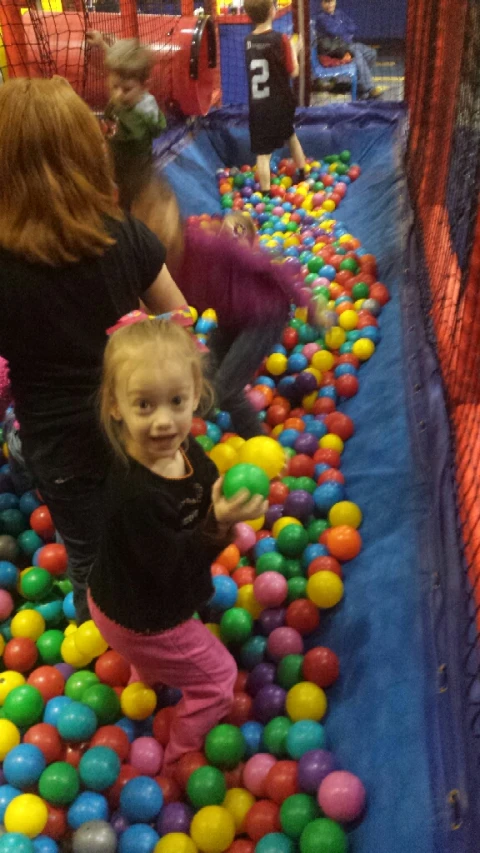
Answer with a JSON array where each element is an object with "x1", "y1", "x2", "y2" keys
[{"x1": 105, "y1": 38, "x2": 156, "y2": 84}]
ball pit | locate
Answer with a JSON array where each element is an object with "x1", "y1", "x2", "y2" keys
[{"x1": 0, "y1": 153, "x2": 390, "y2": 851}]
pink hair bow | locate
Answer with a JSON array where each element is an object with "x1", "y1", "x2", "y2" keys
[{"x1": 106, "y1": 306, "x2": 208, "y2": 352}]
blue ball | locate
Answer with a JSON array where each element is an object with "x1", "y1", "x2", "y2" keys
[
  {"x1": 0, "y1": 619, "x2": 12, "y2": 642},
  {"x1": 339, "y1": 342, "x2": 353, "y2": 354},
  {"x1": 43, "y1": 696, "x2": 73, "y2": 727},
  {"x1": 0, "y1": 834, "x2": 34, "y2": 853},
  {"x1": 277, "y1": 376, "x2": 297, "y2": 401},
  {"x1": 286, "y1": 720, "x2": 327, "y2": 759},
  {"x1": 0, "y1": 495, "x2": 18, "y2": 512},
  {"x1": 254, "y1": 537, "x2": 277, "y2": 560},
  {"x1": 346, "y1": 330, "x2": 362, "y2": 342},
  {"x1": 278, "y1": 429, "x2": 300, "y2": 449},
  {"x1": 254, "y1": 375, "x2": 275, "y2": 389},
  {"x1": 0, "y1": 785, "x2": 21, "y2": 822},
  {"x1": 79, "y1": 747, "x2": 121, "y2": 791},
  {"x1": 317, "y1": 386, "x2": 337, "y2": 401},
  {"x1": 32, "y1": 837, "x2": 58, "y2": 853},
  {"x1": 205, "y1": 422, "x2": 222, "y2": 445},
  {"x1": 210, "y1": 576, "x2": 238, "y2": 611},
  {"x1": 3, "y1": 744, "x2": 46, "y2": 789},
  {"x1": 314, "y1": 463, "x2": 330, "y2": 479},
  {"x1": 241, "y1": 721, "x2": 264, "y2": 758},
  {"x1": 119, "y1": 824, "x2": 160, "y2": 853},
  {"x1": 215, "y1": 410, "x2": 233, "y2": 432},
  {"x1": 195, "y1": 317, "x2": 216, "y2": 336},
  {"x1": 115, "y1": 717, "x2": 136, "y2": 742},
  {"x1": 0, "y1": 561, "x2": 18, "y2": 589},
  {"x1": 57, "y1": 701, "x2": 98, "y2": 743},
  {"x1": 287, "y1": 353, "x2": 308, "y2": 373},
  {"x1": 302, "y1": 543, "x2": 328, "y2": 569},
  {"x1": 255, "y1": 833, "x2": 295, "y2": 853},
  {"x1": 120, "y1": 777, "x2": 163, "y2": 823},
  {"x1": 240, "y1": 635, "x2": 267, "y2": 670},
  {"x1": 134, "y1": 715, "x2": 155, "y2": 737},
  {"x1": 360, "y1": 326, "x2": 381, "y2": 344},
  {"x1": 321, "y1": 265, "x2": 336, "y2": 281},
  {"x1": 270, "y1": 344, "x2": 287, "y2": 356},
  {"x1": 67, "y1": 792, "x2": 109, "y2": 829},
  {"x1": 18, "y1": 491, "x2": 41, "y2": 516},
  {"x1": 334, "y1": 364, "x2": 357, "y2": 378},
  {"x1": 305, "y1": 421, "x2": 327, "y2": 440},
  {"x1": 313, "y1": 482, "x2": 346, "y2": 515},
  {"x1": 62, "y1": 592, "x2": 76, "y2": 621}
]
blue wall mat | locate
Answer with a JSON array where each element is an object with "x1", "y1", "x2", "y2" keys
[{"x1": 311, "y1": 0, "x2": 407, "y2": 39}]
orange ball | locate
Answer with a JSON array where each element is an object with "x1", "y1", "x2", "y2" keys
[
  {"x1": 326, "y1": 525, "x2": 362, "y2": 561},
  {"x1": 217, "y1": 544, "x2": 241, "y2": 572},
  {"x1": 284, "y1": 417, "x2": 305, "y2": 432}
]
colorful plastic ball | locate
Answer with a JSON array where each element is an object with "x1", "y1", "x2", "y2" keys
[
  {"x1": 286, "y1": 683, "x2": 327, "y2": 723},
  {"x1": 276, "y1": 525, "x2": 309, "y2": 558},
  {"x1": 32, "y1": 837, "x2": 58, "y2": 853},
  {"x1": 0, "y1": 590, "x2": 13, "y2": 621},
  {"x1": 65, "y1": 671, "x2": 99, "y2": 702},
  {"x1": 205, "y1": 724, "x2": 245, "y2": 770},
  {"x1": 276, "y1": 655, "x2": 304, "y2": 691},
  {"x1": 262, "y1": 717, "x2": 291, "y2": 758},
  {"x1": 78, "y1": 747, "x2": 120, "y2": 792},
  {"x1": 156, "y1": 802, "x2": 193, "y2": 835},
  {"x1": 57, "y1": 701, "x2": 97, "y2": 743},
  {"x1": 242, "y1": 754, "x2": 277, "y2": 797},
  {"x1": 299, "y1": 818, "x2": 347, "y2": 853},
  {"x1": 0, "y1": 720, "x2": 20, "y2": 762},
  {"x1": 283, "y1": 491, "x2": 315, "y2": 522},
  {"x1": 154, "y1": 833, "x2": 197, "y2": 853},
  {"x1": 11, "y1": 610, "x2": 45, "y2": 642},
  {"x1": 267, "y1": 627, "x2": 303, "y2": 661},
  {"x1": 4, "y1": 792, "x2": 47, "y2": 837},
  {"x1": 303, "y1": 647, "x2": 340, "y2": 688},
  {"x1": 120, "y1": 683, "x2": 157, "y2": 721},
  {"x1": 297, "y1": 749, "x2": 337, "y2": 794},
  {"x1": 0, "y1": 561, "x2": 18, "y2": 589},
  {"x1": 220, "y1": 609, "x2": 253, "y2": 644},
  {"x1": 255, "y1": 833, "x2": 295, "y2": 853},
  {"x1": 244, "y1": 799, "x2": 281, "y2": 842},
  {"x1": 280, "y1": 793, "x2": 320, "y2": 840},
  {"x1": 128, "y1": 736, "x2": 162, "y2": 776},
  {"x1": 38, "y1": 762, "x2": 79, "y2": 806},
  {"x1": 81, "y1": 684, "x2": 120, "y2": 726},
  {"x1": 328, "y1": 501, "x2": 362, "y2": 529},
  {"x1": 240, "y1": 721, "x2": 264, "y2": 759},
  {"x1": 190, "y1": 805, "x2": 235, "y2": 853},
  {"x1": 95, "y1": 650, "x2": 130, "y2": 687},
  {"x1": 36, "y1": 545, "x2": 67, "y2": 578},
  {"x1": 237, "y1": 437, "x2": 286, "y2": 480},
  {"x1": 27, "y1": 667, "x2": 65, "y2": 703},
  {"x1": 3, "y1": 685, "x2": 44, "y2": 727},
  {"x1": 74, "y1": 621, "x2": 108, "y2": 658},
  {"x1": 352, "y1": 338, "x2": 375, "y2": 360},
  {"x1": 325, "y1": 525, "x2": 362, "y2": 561},
  {"x1": 20, "y1": 568, "x2": 54, "y2": 603},
  {"x1": 67, "y1": 792, "x2": 109, "y2": 829},
  {"x1": 210, "y1": 576, "x2": 238, "y2": 611},
  {"x1": 186, "y1": 766, "x2": 226, "y2": 809},
  {"x1": 223, "y1": 464, "x2": 270, "y2": 500},
  {"x1": 318, "y1": 771, "x2": 366, "y2": 823},
  {"x1": 222, "y1": 787, "x2": 255, "y2": 833},
  {"x1": 118, "y1": 824, "x2": 159, "y2": 853},
  {"x1": 239, "y1": 635, "x2": 267, "y2": 670},
  {"x1": 233, "y1": 523, "x2": 257, "y2": 555},
  {"x1": 286, "y1": 721, "x2": 326, "y2": 760},
  {"x1": 0, "y1": 784, "x2": 22, "y2": 823},
  {"x1": 120, "y1": 777, "x2": 163, "y2": 823},
  {"x1": 253, "y1": 572, "x2": 287, "y2": 607},
  {"x1": 18, "y1": 530, "x2": 44, "y2": 558},
  {"x1": 0, "y1": 833, "x2": 34, "y2": 853},
  {"x1": 306, "y1": 572, "x2": 344, "y2": 609},
  {"x1": 62, "y1": 592, "x2": 76, "y2": 621},
  {"x1": 264, "y1": 760, "x2": 299, "y2": 804},
  {"x1": 0, "y1": 672, "x2": 26, "y2": 706},
  {"x1": 4, "y1": 743, "x2": 46, "y2": 789},
  {"x1": 70, "y1": 820, "x2": 117, "y2": 853}
]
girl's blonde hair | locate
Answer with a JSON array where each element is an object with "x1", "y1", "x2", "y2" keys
[
  {"x1": 220, "y1": 211, "x2": 257, "y2": 245},
  {"x1": 0, "y1": 76, "x2": 121, "y2": 266},
  {"x1": 100, "y1": 319, "x2": 213, "y2": 459},
  {"x1": 132, "y1": 176, "x2": 185, "y2": 276},
  {"x1": 105, "y1": 38, "x2": 156, "y2": 84}
]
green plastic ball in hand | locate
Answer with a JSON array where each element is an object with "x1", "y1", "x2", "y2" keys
[{"x1": 222, "y1": 463, "x2": 270, "y2": 500}]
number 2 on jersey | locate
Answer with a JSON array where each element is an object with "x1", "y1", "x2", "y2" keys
[{"x1": 250, "y1": 59, "x2": 270, "y2": 100}]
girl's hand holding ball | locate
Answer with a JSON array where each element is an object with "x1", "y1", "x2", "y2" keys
[{"x1": 212, "y1": 472, "x2": 269, "y2": 531}]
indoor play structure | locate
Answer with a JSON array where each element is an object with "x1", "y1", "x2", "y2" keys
[{"x1": 0, "y1": 1, "x2": 480, "y2": 852}]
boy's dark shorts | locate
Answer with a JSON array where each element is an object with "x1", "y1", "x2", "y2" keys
[{"x1": 249, "y1": 110, "x2": 296, "y2": 156}]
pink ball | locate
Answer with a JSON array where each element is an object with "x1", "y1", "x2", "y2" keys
[
  {"x1": 0, "y1": 590, "x2": 14, "y2": 621},
  {"x1": 267, "y1": 626, "x2": 304, "y2": 661},
  {"x1": 129, "y1": 736, "x2": 163, "y2": 776},
  {"x1": 272, "y1": 206, "x2": 284, "y2": 217},
  {"x1": 335, "y1": 182, "x2": 347, "y2": 198},
  {"x1": 253, "y1": 572, "x2": 288, "y2": 607},
  {"x1": 318, "y1": 770, "x2": 366, "y2": 822},
  {"x1": 315, "y1": 277, "x2": 332, "y2": 289},
  {"x1": 234, "y1": 523, "x2": 257, "y2": 555},
  {"x1": 313, "y1": 192, "x2": 326, "y2": 207},
  {"x1": 247, "y1": 389, "x2": 267, "y2": 412},
  {"x1": 303, "y1": 343, "x2": 320, "y2": 360},
  {"x1": 243, "y1": 753, "x2": 277, "y2": 797}
]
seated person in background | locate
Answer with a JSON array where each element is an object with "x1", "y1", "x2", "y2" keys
[{"x1": 315, "y1": 0, "x2": 382, "y2": 99}]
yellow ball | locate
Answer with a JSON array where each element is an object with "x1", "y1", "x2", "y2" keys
[
  {"x1": 205, "y1": 623, "x2": 221, "y2": 639},
  {"x1": 307, "y1": 570, "x2": 344, "y2": 609},
  {"x1": 304, "y1": 367, "x2": 322, "y2": 384},
  {"x1": 338, "y1": 233, "x2": 353, "y2": 244},
  {"x1": 244, "y1": 515, "x2": 265, "y2": 532},
  {"x1": 0, "y1": 672, "x2": 25, "y2": 706},
  {"x1": 236, "y1": 585, "x2": 263, "y2": 620},
  {"x1": 272, "y1": 516, "x2": 302, "y2": 538},
  {"x1": 294, "y1": 307, "x2": 308, "y2": 322},
  {"x1": 271, "y1": 425, "x2": 284, "y2": 438},
  {"x1": 202, "y1": 308, "x2": 218, "y2": 322},
  {"x1": 121, "y1": 682, "x2": 157, "y2": 720},
  {"x1": 281, "y1": 176, "x2": 293, "y2": 189},
  {"x1": 0, "y1": 635, "x2": 4, "y2": 657},
  {"x1": 61, "y1": 635, "x2": 92, "y2": 668},
  {"x1": 286, "y1": 682, "x2": 327, "y2": 722},
  {"x1": 322, "y1": 199, "x2": 336, "y2": 212},
  {"x1": 266, "y1": 353, "x2": 288, "y2": 376},
  {"x1": 2, "y1": 442, "x2": 8, "y2": 459},
  {"x1": 237, "y1": 437, "x2": 286, "y2": 479},
  {"x1": 319, "y1": 434, "x2": 344, "y2": 454},
  {"x1": 328, "y1": 501, "x2": 362, "y2": 529},
  {"x1": 225, "y1": 436, "x2": 245, "y2": 452},
  {"x1": 311, "y1": 350, "x2": 334, "y2": 372},
  {"x1": 354, "y1": 298, "x2": 365, "y2": 310},
  {"x1": 352, "y1": 338, "x2": 376, "y2": 361},
  {"x1": 64, "y1": 623, "x2": 78, "y2": 637},
  {"x1": 328, "y1": 163, "x2": 338, "y2": 173},
  {"x1": 302, "y1": 392, "x2": 318, "y2": 413},
  {"x1": 11, "y1": 610, "x2": 45, "y2": 642},
  {"x1": 301, "y1": 193, "x2": 314, "y2": 211},
  {"x1": 189, "y1": 306, "x2": 199, "y2": 323},
  {"x1": 74, "y1": 620, "x2": 108, "y2": 658},
  {"x1": 223, "y1": 787, "x2": 255, "y2": 832},
  {"x1": 5, "y1": 793, "x2": 48, "y2": 838},
  {"x1": 209, "y1": 443, "x2": 238, "y2": 475},
  {"x1": 190, "y1": 806, "x2": 236, "y2": 853},
  {"x1": 295, "y1": 185, "x2": 308, "y2": 197},
  {"x1": 338, "y1": 309, "x2": 358, "y2": 331},
  {"x1": 155, "y1": 834, "x2": 198, "y2": 853},
  {"x1": 0, "y1": 719, "x2": 21, "y2": 759},
  {"x1": 324, "y1": 327, "x2": 346, "y2": 351},
  {"x1": 284, "y1": 235, "x2": 300, "y2": 249}
]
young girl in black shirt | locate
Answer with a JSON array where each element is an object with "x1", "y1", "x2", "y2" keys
[{"x1": 88, "y1": 316, "x2": 268, "y2": 772}]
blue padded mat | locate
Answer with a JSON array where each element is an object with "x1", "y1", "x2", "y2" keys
[{"x1": 159, "y1": 106, "x2": 451, "y2": 853}]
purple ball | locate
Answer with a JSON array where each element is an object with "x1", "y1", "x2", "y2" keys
[
  {"x1": 265, "y1": 504, "x2": 285, "y2": 530},
  {"x1": 296, "y1": 287, "x2": 313, "y2": 308},
  {"x1": 111, "y1": 810, "x2": 129, "y2": 835},
  {"x1": 295, "y1": 372, "x2": 318, "y2": 395},
  {"x1": 258, "y1": 607, "x2": 286, "y2": 636},
  {"x1": 157, "y1": 686, "x2": 182, "y2": 707},
  {"x1": 253, "y1": 684, "x2": 287, "y2": 724},
  {"x1": 55, "y1": 663, "x2": 75, "y2": 680},
  {"x1": 294, "y1": 433, "x2": 320, "y2": 457},
  {"x1": 157, "y1": 802, "x2": 193, "y2": 835},
  {"x1": 283, "y1": 490, "x2": 315, "y2": 522},
  {"x1": 246, "y1": 662, "x2": 276, "y2": 697},
  {"x1": 283, "y1": 257, "x2": 302, "y2": 273},
  {"x1": 298, "y1": 749, "x2": 338, "y2": 794}
]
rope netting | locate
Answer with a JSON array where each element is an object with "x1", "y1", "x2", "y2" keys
[{"x1": 406, "y1": 0, "x2": 480, "y2": 739}]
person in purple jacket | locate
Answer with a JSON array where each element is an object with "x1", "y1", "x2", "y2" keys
[{"x1": 316, "y1": 0, "x2": 382, "y2": 99}]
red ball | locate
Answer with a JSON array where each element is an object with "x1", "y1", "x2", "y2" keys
[
  {"x1": 64, "y1": 742, "x2": 88, "y2": 768},
  {"x1": 37, "y1": 544, "x2": 67, "y2": 577},
  {"x1": 369, "y1": 282, "x2": 390, "y2": 305},
  {"x1": 336, "y1": 354, "x2": 360, "y2": 370},
  {"x1": 227, "y1": 841, "x2": 255, "y2": 853},
  {"x1": 269, "y1": 481, "x2": 289, "y2": 505},
  {"x1": 91, "y1": 725, "x2": 130, "y2": 761},
  {"x1": 107, "y1": 764, "x2": 141, "y2": 808},
  {"x1": 256, "y1": 531, "x2": 271, "y2": 542},
  {"x1": 285, "y1": 599, "x2": 320, "y2": 635},
  {"x1": 232, "y1": 566, "x2": 257, "y2": 587},
  {"x1": 95, "y1": 650, "x2": 131, "y2": 687},
  {"x1": 282, "y1": 327, "x2": 299, "y2": 350},
  {"x1": 245, "y1": 800, "x2": 281, "y2": 841},
  {"x1": 155, "y1": 774, "x2": 182, "y2": 804},
  {"x1": 313, "y1": 448, "x2": 341, "y2": 469},
  {"x1": 153, "y1": 707, "x2": 175, "y2": 746},
  {"x1": 43, "y1": 805, "x2": 67, "y2": 841},
  {"x1": 30, "y1": 505, "x2": 55, "y2": 540},
  {"x1": 224, "y1": 761, "x2": 245, "y2": 789},
  {"x1": 313, "y1": 397, "x2": 336, "y2": 415},
  {"x1": 24, "y1": 723, "x2": 63, "y2": 764},
  {"x1": 211, "y1": 563, "x2": 230, "y2": 577},
  {"x1": 174, "y1": 750, "x2": 207, "y2": 789},
  {"x1": 303, "y1": 646, "x2": 340, "y2": 687},
  {"x1": 348, "y1": 165, "x2": 361, "y2": 180},
  {"x1": 264, "y1": 760, "x2": 299, "y2": 804},
  {"x1": 307, "y1": 556, "x2": 342, "y2": 578},
  {"x1": 4, "y1": 637, "x2": 38, "y2": 672},
  {"x1": 317, "y1": 469, "x2": 345, "y2": 486},
  {"x1": 191, "y1": 417, "x2": 207, "y2": 437},
  {"x1": 288, "y1": 454, "x2": 315, "y2": 479},
  {"x1": 27, "y1": 666, "x2": 65, "y2": 702},
  {"x1": 324, "y1": 412, "x2": 355, "y2": 440},
  {"x1": 267, "y1": 404, "x2": 289, "y2": 428},
  {"x1": 224, "y1": 692, "x2": 253, "y2": 726},
  {"x1": 336, "y1": 374, "x2": 359, "y2": 399},
  {"x1": 357, "y1": 314, "x2": 378, "y2": 330},
  {"x1": 234, "y1": 670, "x2": 249, "y2": 693},
  {"x1": 335, "y1": 270, "x2": 354, "y2": 288}
]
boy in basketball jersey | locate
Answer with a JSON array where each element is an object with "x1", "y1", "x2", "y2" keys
[{"x1": 244, "y1": 0, "x2": 306, "y2": 193}]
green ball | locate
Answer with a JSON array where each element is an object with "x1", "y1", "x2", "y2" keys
[
  {"x1": 283, "y1": 559, "x2": 303, "y2": 580},
  {"x1": 304, "y1": 273, "x2": 318, "y2": 287},
  {"x1": 300, "y1": 818, "x2": 347, "y2": 853},
  {"x1": 307, "y1": 257, "x2": 324, "y2": 274},
  {"x1": 17, "y1": 529, "x2": 43, "y2": 557},
  {"x1": 65, "y1": 671, "x2": 100, "y2": 702},
  {"x1": 295, "y1": 478, "x2": 316, "y2": 495},
  {"x1": 220, "y1": 608, "x2": 253, "y2": 644},
  {"x1": 79, "y1": 746, "x2": 121, "y2": 791},
  {"x1": 205, "y1": 724, "x2": 245, "y2": 770},
  {"x1": 277, "y1": 525, "x2": 309, "y2": 558},
  {"x1": 339, "y1": 150, "x2": 351, "y2": 163},
  {"x1": 351, "y1": 282, "x2": 370, "y2": 300},
  {"x1": 54, "y1": 579, "x2": 73, "y2": 596},
  {"x1": 336, "y1": 163, "x2": 348, "y2": 175},
  {"x1": 281, "y1": 794, "x2": 320, "y2": 839},
  {"x1": 263, "y1": 716, "x2": 292, "y2": 757},
  {"x1": 277, "y1": 654, "x2": 304, "y2": 690},
  {"x1": 282, "y1": 477, "x2": 297, "y2": 491},
  {"x1": 187, "y1": 765, "x2": 227, "y2": 808},
  {"x1": 339, "y1": 258, "x2": 359, "y2": 274},
  {"x1": 287, "y1": 578, "x2": 308, "y2": 602},
  {"x1": 82, "y1": 684, "x2": 121, "y2": 725},
  {"x1": 3, "y1": 684, "x2": 44, "y2": 727},
  {"x1": 297, "y1": 325, "x2": 317, "y2": 344},
  {"x1": 34, "y1": 596, "x2": 64, "y2": 626},
  {"x1": 36, "y1": 629, "x2": 64, "y2": 664},
  {"x1": 324, "y1": 154, "x2": 336, "y2": 164},
  {"x1": 39, "y1": 761, "x2": 80, "y2": 805},
  {"x1": 289, "y1": 318, "x2": 303, "y2": 331},
  {"x1": 306, "y1": 519, "x2": 329, "y2": 544},
  {"x1": 313, "y1": 181, "x2": 325, "y2": 191},
  {"x1": 196, "y1": 435, "x2": 214, "y2": 452},
  {"x1": 256, "y1": 552, "x2": 287, "y2": 576},
  {"x1": 20, "y1": 567, "x2": 54, "y2": 602},
  {"x1": 0, "y1": 509, "x2": 28, "y2": 537},
  {"x1": 223, "y1": 464, "x2": 270, "y2": 500}
]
